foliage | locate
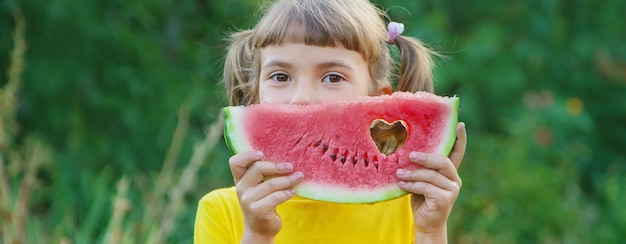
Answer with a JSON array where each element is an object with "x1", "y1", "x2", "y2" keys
[{"x1": 1, "y1": 0, "x2": 625, "y2": 243}]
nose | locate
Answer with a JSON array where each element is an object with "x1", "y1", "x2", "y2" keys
[{"x1": 289, "y1": 80, "x2": 315, "y2": 105}]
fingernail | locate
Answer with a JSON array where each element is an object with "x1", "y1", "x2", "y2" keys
[
  {"x1": 289, "y1": 189, "x2": 296, "y2": 195},
  {"x1": 398, "y1": 181, "x2": 407, "y2": 186},
  {"x1": 283, "y1": 163, "x2": 293, "y2": 171},
  {"x1": 256, "y1": 151, "x2": 264, "y2": 158},
  {"x1": 396, "y1": 169, "x2": 408, "y2": 176},
  {"x1": 410, "y1": 152, "x2": 424, "y2": 161},
  {"x1": 294, "y1": 172, "x2": 303, "y2": 179}
]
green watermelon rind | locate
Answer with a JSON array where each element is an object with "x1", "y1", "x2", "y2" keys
[
  {"x1": 223, "y1": 106, "x2": 251, "y2": 155},
  {"x1": 296, "y1": 182, "x2": 407, "y2": 203},
  {"x1": 436, "y1": 96, "x2": 460, "y2": 157},
  {"x1": 222, "y1": 94, "x2": 460, "y2": 204}
]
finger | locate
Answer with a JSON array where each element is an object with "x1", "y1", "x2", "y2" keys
[
  {"x1": 398, "y1": 181, "x2": 458, "y2": 201},
  {"x1": 249, "y1": 188, "x2": 297, "y2": 213},
  {"x1": 408, "y1": 152, "x2": 461, "y2": 184},
  {"x1": 244, "y1": 172, "x2": 304, "y2": 202},
  {"x1": 229, "y1": 151, "x2": 264, "y2": 183},
  {"x1": 396, "y1": 168, "x2": 459, "y2": 192},
  {"x1": 449, "y1": 122, "x2": 467, "y2": 170},
  {"x1": 237, "y1": 161, "x2": 294, "y2": 189}
]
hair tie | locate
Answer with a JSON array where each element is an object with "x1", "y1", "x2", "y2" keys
[{"x1": 387, "y1": 22, "x2": 404, "y2": 44}]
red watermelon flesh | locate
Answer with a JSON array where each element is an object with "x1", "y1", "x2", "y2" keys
[{"x1": 224, "y1": 91, "x2": 459, "y2": 204}]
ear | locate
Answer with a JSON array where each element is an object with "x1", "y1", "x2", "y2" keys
[{"x1": 377, "y1": 83, "x2": 392, "y2": 95}]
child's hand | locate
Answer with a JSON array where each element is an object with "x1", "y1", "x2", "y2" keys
[
  {"x1": 229, "y1": 151, "x2": 304, "y2": 243},
  {"x1": 395, "y1": 122, "x2": 467, "y2": 241}
]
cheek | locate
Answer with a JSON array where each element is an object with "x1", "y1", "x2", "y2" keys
[
  {"x1": 357, "y1": 76, "x2": 374, "y2": 97},
  {"x1": 350, "y1": 83, "x2": 370, "y2": 98},
  {"x1": 258, "y1": 83, "x2": 285, "y2": 104},
  {"x1": 258, "y1": 82, "x2": 270, "y2": 103},
  {"x1": 258, "y1": 84, "x2": 271, "y2": 103},
  {"x1": 325, "y1": 84, "x2": 369, "y2": 102}
]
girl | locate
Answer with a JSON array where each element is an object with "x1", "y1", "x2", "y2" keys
[{"x1": 195, "y1": 0, "x2": 467, "y2": 243}]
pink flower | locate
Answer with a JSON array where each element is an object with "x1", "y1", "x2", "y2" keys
[{"x1": 387, "y1": 22, "x2": 404, "y2": 44}]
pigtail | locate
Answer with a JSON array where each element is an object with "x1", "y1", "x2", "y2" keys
[
  {"x1": 392, "y1": 36, "x2": 437, "y2": 93},
  {"x1": 223, "y1": 29, "x2": 256, "y2": 106}
]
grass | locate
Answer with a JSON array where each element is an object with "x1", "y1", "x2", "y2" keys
[{"x1": 0, "y1": 7, "x2": 225, "y2": 243}]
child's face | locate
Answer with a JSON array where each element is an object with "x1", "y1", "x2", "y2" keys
[{"x1": 258, "y1": 43, "x2": 373, "y2": 104}]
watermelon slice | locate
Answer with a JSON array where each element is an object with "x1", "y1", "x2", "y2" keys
[{"x1": 223, "y1": 91, "x2": 459, "y2": 204}]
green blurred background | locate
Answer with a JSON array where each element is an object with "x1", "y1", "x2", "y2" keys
[{"x1": 1, "y1": 0, "x2": 625, "y2": 243}]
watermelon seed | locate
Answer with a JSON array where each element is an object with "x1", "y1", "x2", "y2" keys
[
  {"x1": 295, "y1": 136, "x2": 303, "y2": 145},
  {"x1": 331, "y1": 148, "x2": 339, "y2": 162},
  {"x1": 323, "y1": 144, "x2": 329, "y2": 152},
  {"x1": 352, "y1": 156, "x2": 358, "y2": 165},
  {"x1": 315, "y1": 140, "x2": 322, "y2": 147},
  {"x1": 341, "y1": 151, "x2": 349, "y2": 164},
  {"x1": 363, "y1": 152, "x2": 369, "y2": 168},
  {"x1": 372, "y1": 156, "x2": 379, "y2": 170}
]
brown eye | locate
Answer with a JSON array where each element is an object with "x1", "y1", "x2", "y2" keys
[
  {"x1": 271, "y1": 73, "x2": 291, "y2": 82},
  {"x1": 323, "y1": 74, "x2": 344, "y2": 83}
]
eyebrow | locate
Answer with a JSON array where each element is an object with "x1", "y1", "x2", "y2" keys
[
  {"x1": 261, "y1": 60, "x2": 356, "y2": 72},
  {"x1": 316, "y1": 61, "x2": 356, "y2": 72},
  {"x1": 262, "y1": 60, "x2": 293, "y2": 70}
]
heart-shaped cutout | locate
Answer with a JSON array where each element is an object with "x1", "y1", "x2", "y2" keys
[{"x1": 369, "y1": 119, "x2": 408, "y2": 155}]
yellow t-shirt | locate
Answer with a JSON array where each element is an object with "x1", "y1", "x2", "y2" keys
[{"x1": 194, "y1": 186, "x2": 415, "y2": 243}]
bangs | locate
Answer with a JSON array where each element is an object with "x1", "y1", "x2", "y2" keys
[{"x1": 252, "y1": 0, "x2": 387, "y2": 61}]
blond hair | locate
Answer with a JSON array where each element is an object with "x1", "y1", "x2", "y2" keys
[{"x1": 223, "y1": 0, "x2": 437, "y2": 106}]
